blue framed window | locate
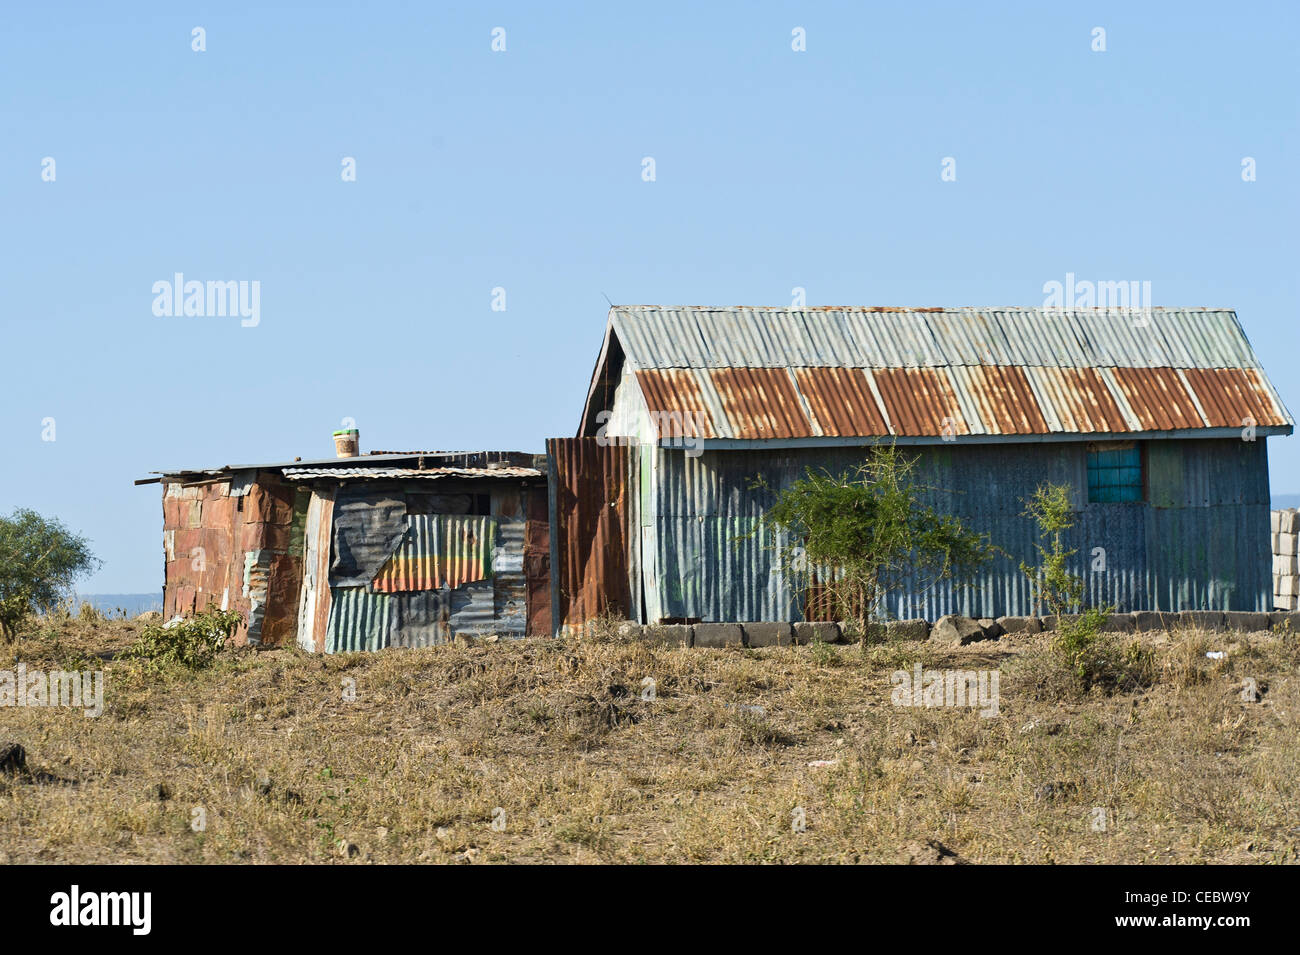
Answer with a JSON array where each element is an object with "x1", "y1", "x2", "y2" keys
[{"x1": 1087, "y1": 443, "x2": 1143, "y2": 503}]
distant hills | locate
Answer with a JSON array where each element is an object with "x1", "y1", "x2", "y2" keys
[
  {"x1": 76, "y1": 593, "x2": 163, "y2": 617},
  {"x1": 1274, "y1": 494, "x2": 1300, "y2": 510}
]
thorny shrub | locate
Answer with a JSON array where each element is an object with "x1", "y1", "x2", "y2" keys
[{"x1": 124, "y1": 606, "x2": 242, "y2": 671}]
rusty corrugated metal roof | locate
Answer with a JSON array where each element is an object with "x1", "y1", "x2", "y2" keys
[
  {"x1": 280, "y1": 466, "x2": 541, "y2": 481},
  {"x1": 608, "y1": 306, "x2": 1270, "y2": 371},
  {"x1": 634, "y1": 369, "x2": 719, "y2": 438},
  {"x1": 954, "y1": 365, "x2": 1049, "y2": 435},
  {"x1": 1183, "y1": 367, "x2": 1290, "y2": 428},
  {"x1": 586, "y1": 306, "x2": 1293, "y2": 441},
  {"x1": 793, "y1": 367, "x2": 889, "y2": 436},
  {"x1": 710, "y1": 367, "x2": 814, "y2": 439},
  {"x1": 1026, "y1": 366, "x2": 1131, "y2": 433},
  {"x1": 1109, "y1": 366, "x2": 1205, "y2": 431},
  {"x1": 872, "y1": 368, "x2": 970, "y2": 437}
]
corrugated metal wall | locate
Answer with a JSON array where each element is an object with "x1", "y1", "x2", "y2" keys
[
  {"x1": 644, "y1": 437, "x2": 1271, "y2": 621},
  {"x1": 314, "y1": 480, "x2": 547, "y2": 652},
  {"x1": 161, "y1": 470, "x2": 305, "y2": 646},
  {"x1": 546, "y1": 437, "x2": 634, "y2": 632}
]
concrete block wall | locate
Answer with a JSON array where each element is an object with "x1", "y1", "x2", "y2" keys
[{"x1": 1273, "y1": 509, "x2": 1299, "y2": 611}]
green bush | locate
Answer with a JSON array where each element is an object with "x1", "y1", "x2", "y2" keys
[
  {"x1": 125, "y1": 607, "x2": 242, "y2": 670},
  {"x1": 0, "y1": 509, "x2": 98, "y2": 642}
]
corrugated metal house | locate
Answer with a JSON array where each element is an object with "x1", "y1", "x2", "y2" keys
[
  {"x1": 566, "y1": 306, "x2": 1294, "y2": 624},
  {"x1": 140, "y1": 450, "x2": 551, "y2": 650}
]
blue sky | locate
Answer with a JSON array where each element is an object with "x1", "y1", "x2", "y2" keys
[{"x1": 2, "y1": 1, "x2": 1296, "y2": 591}]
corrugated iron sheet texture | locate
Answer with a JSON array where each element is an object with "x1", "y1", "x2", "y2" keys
[
  {"x1": 547, "y1": 437, "x2": 633, "y2": 630},
  {"x1": 1183, "y1": 367, "x2": 1289, "y2": 428},
  {"x1": 281, "y1": 466, "x2": 541, "y2": 480},
  {"x1": 872, "y1": 368, "x2": 970, "y2": 437},
  {"x1": 1025, "y1": 366, "x2": 1130, "y2": 433},
  {"x1": 598, "y1": 306, "x2": 1292, "y2": 441},
  {"x1": 610, "y1": 306, "x2": 1271, "y2": 371},
  {"x1": 1109, "y1": 366, "x2": 1204, "y2": 431},
  {"x1": 645, "y1": 439, "x2": 1270, "y2": 621},
  {"x1": 634, "y1": 369, "x2": 719, "y2": 438},
  {"x1": 160, "y1": 471, "x2": 304, "y2": 647},
  {"x1": 325, "y1": 587, "x2": 392, "y2": 653},
  {"x1": 952, "y1": 365, "x2": 1049, "y2": 435},
  {"x1": 296, "y1": 489, "x2": 334, "y2": 653},
  {"x1": 524, "y1": 486, "x2": 552, "y2": 637},
  {"x1": 794, "y1": 366, "x2": 889, "y2": 436},
  {"x1": 371, "y1": 515, "x2": 495, "y2": 592},
  {"x1": 710, "y1": 367, "x2": 813, "y2": 439}
]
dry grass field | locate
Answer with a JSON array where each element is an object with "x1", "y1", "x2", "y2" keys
[{"x1": 1, "y1": 611, "x2": 1297, "y2": 864}]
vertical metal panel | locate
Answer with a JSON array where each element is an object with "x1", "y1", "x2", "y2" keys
[
  {"x1": 547, "y1": 437, "x2": 634, "y2": 630},
  {"x1": 296, "y1": 490, "x2": 334, "y2": 653},
  {"x1": 325, "y1": 587, "x2": 392, "y2": 653},
  {"x1": 370, "y1": 515, "x2": 495, "y2": 592},
  {"x1": 1145, "y1": 504, "x2": 1271, "y2": 611},
  {"x1": 645, "y1": 439, "x2": 1266, "y2": 620},
  {"x1": 524, "y1": 486, "x2": 552, "y2": 637}
]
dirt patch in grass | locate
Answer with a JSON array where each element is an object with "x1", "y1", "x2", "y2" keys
[{"x1": 0, "y1": 616, "x2": 1297, "y2": 864}]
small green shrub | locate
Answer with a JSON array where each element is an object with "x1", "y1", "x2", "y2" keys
[{"x1": 125, "y1": 607, "x2": 241, "y2": 670}]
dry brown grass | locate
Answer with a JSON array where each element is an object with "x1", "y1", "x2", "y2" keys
[{"x1": 0, "y1": 611, "x2": 1297, "y2": 864}]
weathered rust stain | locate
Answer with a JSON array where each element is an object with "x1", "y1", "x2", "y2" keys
[
  {"x1": 871, "y1": 367, "x2": 970, "y2": 436},
  {"x1": 1183, "y1": 367, "x2": 1288, "y2": 428},
  {"x1": 547, "y1": 437, "x2": 632, "y2": 630},
  {"x1": 634, "y1": 369, "x2": 718, "y2": 438},
  {"x1": 963, "y1": 365, "x2": 1049, "y2": 434},
  {"x1": 709, "y1": 367, "x2": 813, "y2": 439},
  {"x1": 160, "y1": 471, "x2": 304, "y2": 647},
  {"x1": 793, "y1": 366, "x2": 889, "y2": 436},
  {"x1": 524, "y1": 485, "x2": 551, "y2": 637},
  {"x1": 1110, "y1": 367, "x2": 1203, "y2": 431},
  {"x1": 1030, "y1": 366, "x2": 1130, "y2": 432}
]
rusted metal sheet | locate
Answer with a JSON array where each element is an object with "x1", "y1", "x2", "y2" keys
[
  {"x1": 159, "y1": 471, "x2": 305, "y2": 647},
  {"x1": 1109, "y1": 366, "x2": 1204, "y2": 431},
  {"x1": 709, "y1": 367, "x2": 813, "y2": 439},
  {"x1": 586, "y1": 306, "x2": 1293, "y2": 443},
  {"x1": 608, "y1": 305, "x2": 1271, "y2": 371},
  {"x1": 162, "y1": 479, "x2": 239, "y2": 626},
  {"x1": 1026, "y1": 366, "x2": 1130, "y2": 433},
  {"x1": 524, "y1": 486, "x2": 551, "y2": 636},
  {"x1": 281, "y1": 465, "x2": 541, "y2": 481},
  {"x1": 793, "y1": 366, "x2": 888, "y2": 436},
  {"x1": 634, "y1": 369, "x2": 718, "y2": 438},
  {"x1": 296, "y1": 489, "x2": 334, "y2": 653},
  {"x1": 370, "y1": 515, "x2": 495, "y2": 592},
  {"x1": 955, "y1": 365, "x2": 1049, "y2": 435},
  {"x1": 1182, "y1": 367, "x2": 1289, "y2": 428},
  {"x1": 871, "y1": 368, "x2": 970, "y2": 437},
  {"x1": 546, "y1": 437, "x2": 633, "y2": 631}
]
